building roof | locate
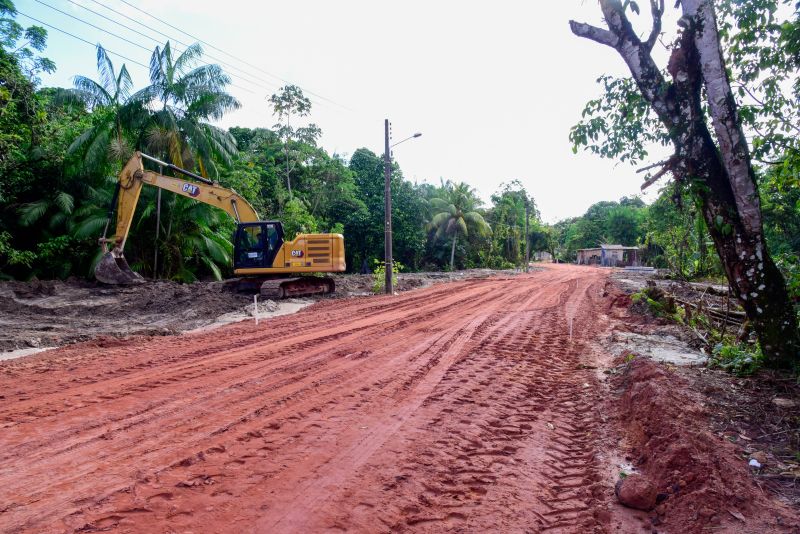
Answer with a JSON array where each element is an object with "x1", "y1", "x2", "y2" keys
[{"x1": 577, "y1": 244, "x2": 640, "y2": 252}]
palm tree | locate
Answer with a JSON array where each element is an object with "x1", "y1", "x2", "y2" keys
[
  {"x1": 133, "y1": 41, "x2": 240, "y2": 177},
  {"x1": 430, "y1": 181, "x2": 491, "y2": 270},
  {"x1": 69, "y1": 44, "x2": 141, "y2": 169}
]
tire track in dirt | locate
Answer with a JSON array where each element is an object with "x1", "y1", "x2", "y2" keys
[{"x1": 0, "y1": 265, "x2": 611, "y2": 533}]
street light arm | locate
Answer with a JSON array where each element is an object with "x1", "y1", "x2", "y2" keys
[{"x1": 390, "y1": 132, "x2": 422, "y2": 149}]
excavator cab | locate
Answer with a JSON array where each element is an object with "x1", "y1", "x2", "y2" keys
[{"x1": 233, "y1": 222, "x2": 284, "y2": 270}]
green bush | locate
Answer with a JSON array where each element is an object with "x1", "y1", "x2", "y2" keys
[
  {"x1": 710, "y1": 343, "x2": 763, "y2": 376},
  {"x1": 372, "y1": 259, "x2": 403, "y2": 294}
]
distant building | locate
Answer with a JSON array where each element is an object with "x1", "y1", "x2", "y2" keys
[
  {"x1": 533, "y1": 251, "x2": 553, "y2": 262},
  {"x1": 576, "y1": 244, "x2": 640, "y2": 267}
]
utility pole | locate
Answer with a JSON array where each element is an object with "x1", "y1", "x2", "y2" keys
[
  {"x1": 384, "y1": 119, "x2": 393, "y2": 294},
  {"x1": 153, "y1": 164, "x2": 163, "y2": 278},
  {"x1": 524, "y1": 196, "x2": 530, "y2": 273}
]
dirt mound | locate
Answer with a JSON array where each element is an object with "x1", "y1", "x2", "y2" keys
[
  {"x1": 0, "y1": 279, "x2": 252, "y2": 352},
  {"x1": 614, "y1": 357, "x2": 799, "y2": 532}
]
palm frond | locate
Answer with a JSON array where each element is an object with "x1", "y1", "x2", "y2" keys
[
  {"x1": 49, "y1": 211, "x2": 67, "y2": 230},
  {"x1": 173, "y1": 43, "x2": 203, "y2": 76},
  {"x1": 83, "y1": 122, "x2": 112, "y2": 170},
  {"x1": 19, "y1": 200, "x2": 50, "y2": 226},
  {"x1": 116, "y1": 63, "x2": 134, "y2": 102},
  {"x1": 68, "y1": 124, "x2": 99, "y2": 155},
  {"x1": 73, "y1": 214, "x2": 109, "y2": 239},
  {"x1": 72, "y1": 75, "x2": 111, "y2": 108},
  {"x1": 54, "y1": 191, "x2": 74, "y2": 214},
  {"x1": 202, "y1": 234, "x2": 229, "y2": 264},
  {"x1": 456, "y1": 217, "x2": 468, "y2": 236},
  {"x1": 430, "y1": 212, "x2": 451, "y2": 228},
  {"x1": 149, "y1": 44, "x2": 165, "y2": 87},
  {"x1": 96, "y1": 44, "x2": 117, "y2": 95},
  {"x1": 201, "y1": 256, "x2": 223, "y2": 281}
]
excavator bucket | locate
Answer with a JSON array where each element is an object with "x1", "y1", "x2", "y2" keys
[{"x1": 94, "y1": 252, "x2": 144, "y2": 285}]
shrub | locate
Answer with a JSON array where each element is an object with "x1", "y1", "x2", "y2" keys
[
  {"x1": 710, "y1": 343, "x2": 763, "y2": 376},
  {"x1": 372, "y1": 259, "x2": 403, "y2": 294}
]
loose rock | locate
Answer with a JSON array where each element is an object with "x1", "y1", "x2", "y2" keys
[{"x1": 615, "y1": 474, "x2": 658, "y2": 511}]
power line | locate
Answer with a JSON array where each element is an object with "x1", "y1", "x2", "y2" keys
[
  {"x1": 65, "y1": 0, "x2": 180, "y2": 54},
  {"x1": 33, "y1": 0, "x2": 261, "y2": 94},
  {"x1": 16, "y1": 11, "x2": 150, "y2": 69},
  {"x1": 35, "y1": 0, "x2": 152, "y2": 54},
  {"x1": 83, "y1": 0, "x2": 285, "y2": 95},
  {"x1": 17, "y1": 10, "x2": 256, "y2": 95},
  {"x1": 113, "y1": 0, "x2": 352, "y2": 110},
  {"x1": 79, "y1": 0, "x2": 278, "y2": 94}
]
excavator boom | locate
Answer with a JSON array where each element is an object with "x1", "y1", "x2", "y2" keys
[{"x1": 96, "y1": 152, "x2": 259, "y2": 284}]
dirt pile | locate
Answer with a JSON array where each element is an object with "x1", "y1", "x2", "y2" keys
[
  {"x1": 0, "y1": 279, "x2": 253, "y2": 352},
  {"x1": 613, "y1": 357, "x2": 799, "y2": 532}
]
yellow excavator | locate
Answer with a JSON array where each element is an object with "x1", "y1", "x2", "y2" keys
[{"x1": 95, "y1": 151, "x2": 346, "y2": 297}]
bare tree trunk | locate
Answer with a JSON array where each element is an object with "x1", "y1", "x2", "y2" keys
[
  {"x1": 571, "y1": 0, "x2": 800, "y2": 366},
  {"x1": 450, "y1": 233, "x2": 458, "y2": 270}
]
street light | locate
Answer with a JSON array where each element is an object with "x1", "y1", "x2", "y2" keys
[
  {"x1": 392, "y1": 132, "x2": 423, "y2": 148},
  {"x1": 384, "y1": 119, "x2": 422, "y2": 295}
]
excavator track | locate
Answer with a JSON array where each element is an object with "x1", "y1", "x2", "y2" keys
[{"x1": 259, "y1": 277, "x2": 335, "y2": 299}]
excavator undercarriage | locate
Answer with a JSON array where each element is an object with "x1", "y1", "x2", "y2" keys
[{"x1": 229, "y1": 276, "x2": 335, "y2": 299}]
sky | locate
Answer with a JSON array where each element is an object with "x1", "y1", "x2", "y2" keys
[{"x1": 18, "y1": 0, "x2": 678, "y2": 222}]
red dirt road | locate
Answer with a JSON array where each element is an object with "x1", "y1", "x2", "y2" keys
[{"x1": 0, "y1": 264, "x2": 615, "y2": 533}]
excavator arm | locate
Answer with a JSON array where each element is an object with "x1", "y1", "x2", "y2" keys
[{"x1": 96, "y1": 152, "x2": 260, "y2": 284}]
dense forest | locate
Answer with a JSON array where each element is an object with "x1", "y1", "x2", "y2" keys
[{"x1": 1, "y1": 0, "x2": 798, "y2": 312}]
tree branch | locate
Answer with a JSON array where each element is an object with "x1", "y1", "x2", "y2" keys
[
  {"x1": 636, "y1": 159, "x2": 671, "y2": 173},
  {"x1": 640, "y1": 156, "x2": 678, "y2": 190},
  {"x1": 645, "y1": 0, "x2": 665, "y2": 51},
  {"x1": 568, "y1": 21, "x2": 619, "y2": 47}
]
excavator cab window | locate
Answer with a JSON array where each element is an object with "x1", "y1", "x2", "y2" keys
[{"x1": 234, "y1": 222, "x2": 283, "y2": 269}]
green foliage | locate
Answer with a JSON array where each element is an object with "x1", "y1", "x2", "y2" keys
[
  {"x1": 570, "y1": 75, "x2": 669, "y2": 164},
  {"x1": 281, "y1": 197, "x2": 318, "y2": 239},
  {"x1": 132, "y1": 41, "x2": 240, "y2": 176},
  {"x1": 553, "y1": 196, "x2": 649, "y2": 262},
  {"x1": 371, "y1": 259, "x2": 403, "y2": 294},
  {"x1": 0, "y1": 231, "x2": 34, "y2": 277},
  {"x1": 429, "y1": 181, "x2": 491, "y2": 270},
  {"x1": 710, "y1": 343, "x2": 764, "y2": 377},
  {"x1": 643, "y1": 185, "x2": 720, "y2": 279},
  {"x1": 0, "y1": 0, "x2": 55, "y2": 82}
]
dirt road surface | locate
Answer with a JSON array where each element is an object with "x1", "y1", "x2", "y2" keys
[{"x1": 0, "y1": 264, "x2": 615, "y2": 533}]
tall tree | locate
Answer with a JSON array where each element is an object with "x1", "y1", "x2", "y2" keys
[
  {"x1": 133, "y1": 41, "x2": 239, "y2": 176},
  {"x1": 430, "y1": 182, "x2": 491, "y2": 269},
  {"x1": 268, "y1": 84, "x2": 321, "y2": 197},
  {"x1": 69, "y1": 45, "x2": 140, "y2": 170},
  {"x1": 0, "y1": 0, "x2": 54, "y2": 82},
  {"x1": 570, "y1": 0, "x2": 800, "y2": 367}
]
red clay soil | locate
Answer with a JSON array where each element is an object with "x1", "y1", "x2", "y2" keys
[
  {"x1": 0, "y1": 264, "x2": 794, "y2": 533},
  {"x1": 611, "y1": 357, "x2": 799, "y2": 533}
]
